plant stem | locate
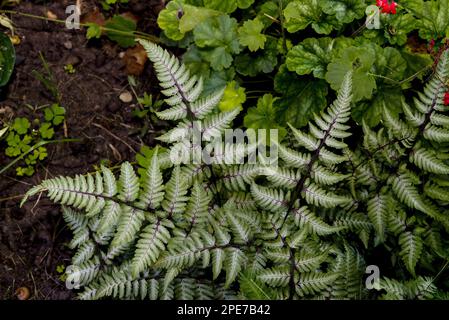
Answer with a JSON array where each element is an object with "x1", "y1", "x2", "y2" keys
[
  {"x1": 0, "y1": 9, "x2": 159, "y2": 43},
  {"x1": 278, "y1": 0, "x2": 287, "y2": 55}
]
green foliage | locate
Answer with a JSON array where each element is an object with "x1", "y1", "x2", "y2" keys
[
  {"x1": 64, "y1": 64, "x2": 76, "y2": 74},
  {"x1": 44, "y1": 104, "x2": 66, "y2": 125},
  {"x1": 238, "y1": 19, "x2": 266, "y2": 52},
  {"x1": 23, "y1": 42, "x2": 449, "y2": 301},
  {"x1": 153, "y1": 0, "x2": 446, "y2": 135},
  {"x1": 0, "y1": 32, "x2": 15, "y2": 87},
  {"x1": 3, "y1": 105, "x2": 65, "y2": 176},
  {"x1": 105, "y1": 15, "x2": 137, "y2": 48}
]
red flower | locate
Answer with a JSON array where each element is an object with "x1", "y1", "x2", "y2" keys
[
  {"x1": 444, "y1": 92, "x2": 449, "y2": 106},
  {"x1": 388, "y1": 1, "x2": 397, "y2": 14},
  {"x1": 376, "y1": 0, "x2": 398, "y2": 14}
]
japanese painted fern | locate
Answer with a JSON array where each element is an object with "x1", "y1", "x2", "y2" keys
[{"x1": 22, "y1": 42, "x2": 449, "y2": 300}]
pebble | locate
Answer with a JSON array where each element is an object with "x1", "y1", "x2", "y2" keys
[
  {"x1": 63, "y1": 41, "x2": 73, "y2": 50},
  {"x1": 119, "y1": 91, "x2": 133, "y2": 103}
]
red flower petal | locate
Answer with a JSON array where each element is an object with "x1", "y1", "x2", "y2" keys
[
  {"x1": 389, "y1": 2, "x2": 397, "y2": 14},
  {"x1": 444, "y1": 92, "x2": 449, "y2": 106}
]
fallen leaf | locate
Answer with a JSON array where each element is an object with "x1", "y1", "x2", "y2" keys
[
  {"x1": 120, "y1": 12, "x2": 139, "y2": 24},
  {"x1": 46, "y1": 10, "x2": 58, "y2": 20},
  {"x1": 15, "y1": 287, "x2": 30, "y2": 300},
  {"x1": 81, "y1": 7, "x2": 105, "y2": 27},
  {"x1": 122, "y1": 44, "x2": 148, "y2": 75}
]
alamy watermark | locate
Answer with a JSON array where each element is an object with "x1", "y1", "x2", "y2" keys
[
  {"x1": 65, "y1": 4, "x2": 81, "y2": 30},
  {"x1": 167, "y1": 122, "x2": 279, "y2": 166},
  {"x1": 365, "y1": 265, "x2": 381, "y2": 290},
  {"x1": 365, "y1": 5, "x2": 381, "y2": 30}
]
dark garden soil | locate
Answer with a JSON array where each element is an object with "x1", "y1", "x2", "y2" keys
[{"x1": 0, "y1": 0, "x2": 166, "y2": 299}]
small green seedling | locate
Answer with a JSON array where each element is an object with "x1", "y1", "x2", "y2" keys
[
  {"x1": 2, "y1": 105, "x2": 66, "y2": 176},
  {"x1": 64, "y1": 64, "x2": 76, "y2": 74},
  {"x1": 132, "y1": 92, "x2": 163, "y2": 118},
  {"x1": 44, "y1": 104, "x2": 66, "y2": 125}
]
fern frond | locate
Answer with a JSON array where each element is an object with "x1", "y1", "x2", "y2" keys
[
  {"x1": 139, "y1": 40, "x2": 204, "y2": 119},
  {"x1": 367, "y1": 194, "x2": 389, "y2": 242},
  {"x1": 68, "y1": 256, "x2": 101, "y2": 288},
  {"x1": 296, "y1": 272, "x2": 339, "y2": 297},
  {"x1": 302, "y1": 181, "x2": 351, "y2": 208},
  {"x1": 410, "y1": 146, "x2": 449, "y2": 174},
  {"x1": 311, "y1": 164, "x2": 349, "y2": 186},
  {"x1": 72, "y1": 240, "x2": 96, "y2": 265},
  {"x1": 399, "y1": 230, "x2": 423, "y2": 276},
  {"x1": 221, "y1": 164, "x2": 261, "y2": 191},
  {"x1": 390, "y1": 170, "x2": 438, "y2": 218},
  {"x1": 292, "y1": 206, "x2": 341, "y2": 235},
  {"x1": 131, "y1": 221, "x2": 171, "y2": 277},
  {"x1": 202, "y1": 108, "x2": 240, "y2": 141},
  {"x1": 423, "y1": 125, "x2": 449, "y2": 143},
  {"x1": 251, "y1": 183, "x2": 289, "y2": 212},
  {"x1": 258, "y1": 267, "x2": 290, "y2": 287},
  {"x1": 117, "y1": 162, "x2": 140, "y2": 202},
  {"x1": 191, "y1": 87, "x2": 226, "y2": 119},
  {"x1": 137, "y1": 148, "x2": 165, "y2": 210},
  {"x1": 161, "y1": 166, "x2": 190, "y2": 217},
  {"x1": 239, "y1": 272, "x2": 276, "y2": 300},
  {"x1": 277, "y1": 143, "x2": 311, "y2": 168},
  {"x1": 107, "y1": 205, "x2": 145, "y2": 259},
  {"x1": 378, "y1": 277, "x2": 407, "y2": 299},
  {"x1": 224, "y1": 248, "x2": 246, "y2": 288}
]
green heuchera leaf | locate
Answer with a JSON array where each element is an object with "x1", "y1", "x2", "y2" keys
[
  {"x1": 256, "y1": 1, "x2": 279, "y2": 27},
  {"x1": 380, "y1": 14, "x2": 416, "y2": 46},
  {"x1": 237, "y1": 0, "x2": 255, "y2": 9},
  {"x1": 0, "y1": 32, "x2": 15, "y2": 86},
  {"x1": 184, "y1": 8, "x2": 219, "y2": 34},
  {"x1": 401, "y1": 0, "x2": 449, "y2": 40},
  {"x1": 183, "y1": 45, "x2": 211, "y2": 79},
  {"x1": 352, "y1": 46, "x2": 407, "y2": 126},
  {"x1": 244, "y1": 94, "x2": 287, "y2": 140},
  {"x1": 400, "y1": 49, "x2": 432, "y2": 80},
  {"x1": 203, "y1": 0, "x2": 255, "y2": 13},
  {"x1": 183, "y1": 45, "x2": 236, "y2": 95},
  {"x1": 319, "y1": 0, "x2": 367, "y2": 24},
  {"x1": 204, "y1": 69, "x2": 236, "y2": 96},
  {"x1": 353, "y1": 88, "x2": 404, "y2": 127},
  {"x1": 238, "y1": 19, "x2": 266, "y2": 52},
  {"x1": 274, "y1": 65, "x2": 328, "y2": 128},
  {"x1": 158, "y1": 1, "x2": 220, "y2": 41},
  {"x1": 235, "y1": 37, "x2": 278, "y2": 77},
  {"x1": 326, "y1": 46, "x2": 376, "y2": 102},
  {"x1": 193, "y1": 15, "x2": 241, "y2": 71},
  {"x1": 286, "y1": 37, "x2": 352, "y2": 79},
  {"x1": 157, "y1": 0, "x2": 184, "y2": 41},
  {"x1": 218, "y1": 80, "x2": 246, "y2": 111},
  {"x1": 283, "y1": 0, "x2": 341, "y2": 34},
  {"x1": 105, "y1": 15, "x2": 137, "y2": 48}
]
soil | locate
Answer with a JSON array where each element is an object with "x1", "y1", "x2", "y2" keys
[{"x1": 0, "y1": 0, "x2": 166, "y2": 299}]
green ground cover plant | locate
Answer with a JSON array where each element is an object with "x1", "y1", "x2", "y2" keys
[{"x1": 22, "y1": 39, "x2": 449, "y2": 300}]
